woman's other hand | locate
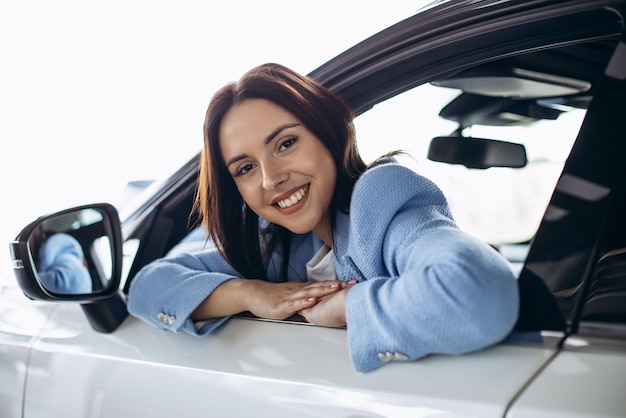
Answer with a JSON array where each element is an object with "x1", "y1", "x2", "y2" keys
[{"x1": 298, "y1": 282, "x2": 355, "y2": 327}]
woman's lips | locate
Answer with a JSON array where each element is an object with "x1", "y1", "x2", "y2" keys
[{"x1": 274, "y1": 184, "x2": 310, "y2": 209}]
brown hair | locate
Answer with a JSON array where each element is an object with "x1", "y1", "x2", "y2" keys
[{"x1": 194, "y1": 63, "x2": 367, "y2": 280}]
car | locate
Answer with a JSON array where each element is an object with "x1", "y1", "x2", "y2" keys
[{"x1": 3, "y1": 0, "x2": 626, "y2": 416}]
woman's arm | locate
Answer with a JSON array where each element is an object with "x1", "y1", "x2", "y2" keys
[
  {"x1": 346, "y1": 228, "x2": 519, "y2": 372},
  {"x1": 128, "y1": 246, "x2": 350, "y2": 334},
  {"x1": 127, "y1": 250, "x2": 240, "y2": 335},
  {"x1": 341, "y1": 164, "x2": 519, "y2": 372}
]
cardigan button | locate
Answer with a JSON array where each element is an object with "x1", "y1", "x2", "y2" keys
[
  {"x1": 377, "y1": 351, "x2": 409, "y2": 362},
  {"x1": 157, "y1": 311, "x2": 176, "y2": 325},
  {"x1": 377, "y1": 352, "x2": 393, "y2": 362}
]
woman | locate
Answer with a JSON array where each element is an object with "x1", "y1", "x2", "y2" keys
[{"x1": 128, "y1": 63, "x2": 519, "y2": 373}]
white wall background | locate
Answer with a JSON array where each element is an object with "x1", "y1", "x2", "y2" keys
[{"x1": 0, "y1": 1, "x2": 430, "y2": 284}]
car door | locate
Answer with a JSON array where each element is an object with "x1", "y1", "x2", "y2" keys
[
  {"x1": 0, "y1": 288, "x2": 58, "y2": 417},
  {"x1": 19, "y1": 302, "x2": 559, "y2": 417}
]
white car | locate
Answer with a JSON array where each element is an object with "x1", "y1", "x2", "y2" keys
[{"x1": 4, "y1": 0, "x2": 626, "y2": 416}]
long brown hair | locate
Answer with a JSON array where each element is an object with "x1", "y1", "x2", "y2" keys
[{"x1": 194, "y1": 63, "x2": 367, "y2": 280}]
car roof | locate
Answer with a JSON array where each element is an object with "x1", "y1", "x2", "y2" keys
[{"x1": 310, "y1": 0, "x2": 625, "y2": 115}]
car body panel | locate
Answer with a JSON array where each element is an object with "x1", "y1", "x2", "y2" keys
[
  {"x1": 18, "y1": 302, "x2": 561, "y2": 418},
  {"x1": 0, "y1": 288, "x2": 58, "y2": 417},
  {"x1": 507, "y1": 337, "x2": 626, "y2": 418}
]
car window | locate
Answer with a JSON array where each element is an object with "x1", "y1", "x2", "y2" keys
[{"x1": 353, "y1": 83, "x2": 584, "y2": 248}]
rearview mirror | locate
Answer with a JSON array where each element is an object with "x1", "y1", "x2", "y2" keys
[
  {"x1": 10, "y1": 203, "x2": 127, "y2": 332},
  {"x1": 428, "y1": 136, "x2": 527, "y2": 169}
]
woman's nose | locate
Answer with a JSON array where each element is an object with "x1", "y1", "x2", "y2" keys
[{"x1": 261, "y1": 161, "x2": 287, "y2": 190}]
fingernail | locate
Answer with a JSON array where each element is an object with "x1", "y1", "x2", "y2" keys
[
  {"x1": 308, "y1": 297, "x2": 317, "y2": 301},
  {"x1": 348, "y1": 280, "x2": 358, "y2": 285},
  {"x1": 330, "y1": 283, "x2": 339, "y2": 289}
]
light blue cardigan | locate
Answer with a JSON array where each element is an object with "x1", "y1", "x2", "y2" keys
[{"x1": 127, "y1": 163, "x2": 519, "y2": 372}]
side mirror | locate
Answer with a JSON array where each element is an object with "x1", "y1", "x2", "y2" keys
[
  {"x1": 9, "y1": 203, "x2": 128, "y2": 333},
  {"x1": 428, "y1": 136, "x2": 527, "y2": 169}
]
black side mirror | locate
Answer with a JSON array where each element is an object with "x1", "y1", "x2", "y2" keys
[
  {"x1": 9, "y1": 203, "x2": 128, "y2": 333},
  {"x1": 428, "y1": 136, "x2": 527, "y2": 169}
]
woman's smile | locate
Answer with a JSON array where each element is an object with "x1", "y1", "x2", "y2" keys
[{"x1": 274, "y1": 184, "x2": 310, "y2": 210}]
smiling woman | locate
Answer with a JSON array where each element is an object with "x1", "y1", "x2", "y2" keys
[{"x1": 127, "y1": 63, "x2": 519, "y2": 373}]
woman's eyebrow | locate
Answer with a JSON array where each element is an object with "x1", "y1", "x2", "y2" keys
[
  {"x1": 264, "y1": 123, "x2": 300, "y2": 145},
  {"x1": 226, "y1": 154, "x2": 247, "y2": 169},
  {"x1": 226, "y1": 123, "x2": 301, "y2": 168}
]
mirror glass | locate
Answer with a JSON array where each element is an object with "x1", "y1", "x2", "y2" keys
[
  {"x1": 26, "y1": 208, "x2": 114, "y2": 295},
  {"x1": 428, "y1": 136, "x2": 527, "y2": 169}
]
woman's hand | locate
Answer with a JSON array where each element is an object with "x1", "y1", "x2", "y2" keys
[
  {"x1": 298, "y1": 286, "x2": 352, "y2": 327},
  {"x1": 245, "y1": 280, "x2": 348, "y2": 320},
  {"x1": 192, "y1": 278, "x2": 356, "y2": 323}
]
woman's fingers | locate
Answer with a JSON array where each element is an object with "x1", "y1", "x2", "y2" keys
[
  {"x1": 298, "y1": 279, "x2": 357, "y2": 297},
  {"x1": 298, "y1": 288, "x2": 349, "y2": 327},
  {"x1": 246, "y1": 279, "x2": 358, "y2": 320}
]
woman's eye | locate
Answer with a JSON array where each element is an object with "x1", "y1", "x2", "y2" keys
[
  {"x1": 278, "y1": 136, "x2": 297, "y2": 151},
  {"x1": 236, "y1": 163, "x2": 255, "y2": 176}
]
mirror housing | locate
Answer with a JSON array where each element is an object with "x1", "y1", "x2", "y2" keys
[
  {"x1": 9, "y1": 203, "x2": 128, "y2": 333},
  {"x1": 428, "y1": 136, "x2": 527, "y2": 169}
]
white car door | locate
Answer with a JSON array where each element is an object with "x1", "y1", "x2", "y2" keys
[
  {"x1": 0, "y1": 288, "x2": 58, "y2": 418},
  {"x1": 19, "y1": 302, "x2": 560, "y2": 418},
  {"x1": 507, "y1": 335, "x2": 626, "y2": 418}
]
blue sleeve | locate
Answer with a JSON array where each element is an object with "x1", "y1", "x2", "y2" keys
[
  {"x1": 38, "y1": 233, "x2": 92, "y2": 294},
  {"x1": 344, "y1": 164, "x2": 519, "y2": 372},
  {"x1": 127, "y1": 249, "x2": 242, "y2": 335}
]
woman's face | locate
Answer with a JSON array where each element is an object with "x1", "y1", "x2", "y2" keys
[{"x1": 219, "y1": 99, "x2": 337, "y2": 245}]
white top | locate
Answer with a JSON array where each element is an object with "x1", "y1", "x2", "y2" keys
[{"x1": 306, "y1": 244, "x2": 337, "y2": 282}]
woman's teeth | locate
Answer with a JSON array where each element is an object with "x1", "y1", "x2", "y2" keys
[{"x1": 277, "y1": 185, "x2": 309, "y2": 208}]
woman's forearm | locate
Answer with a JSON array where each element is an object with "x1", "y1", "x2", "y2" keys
[{"x1": 190, "y1": 278, "x2": 251, "y2": 320}]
